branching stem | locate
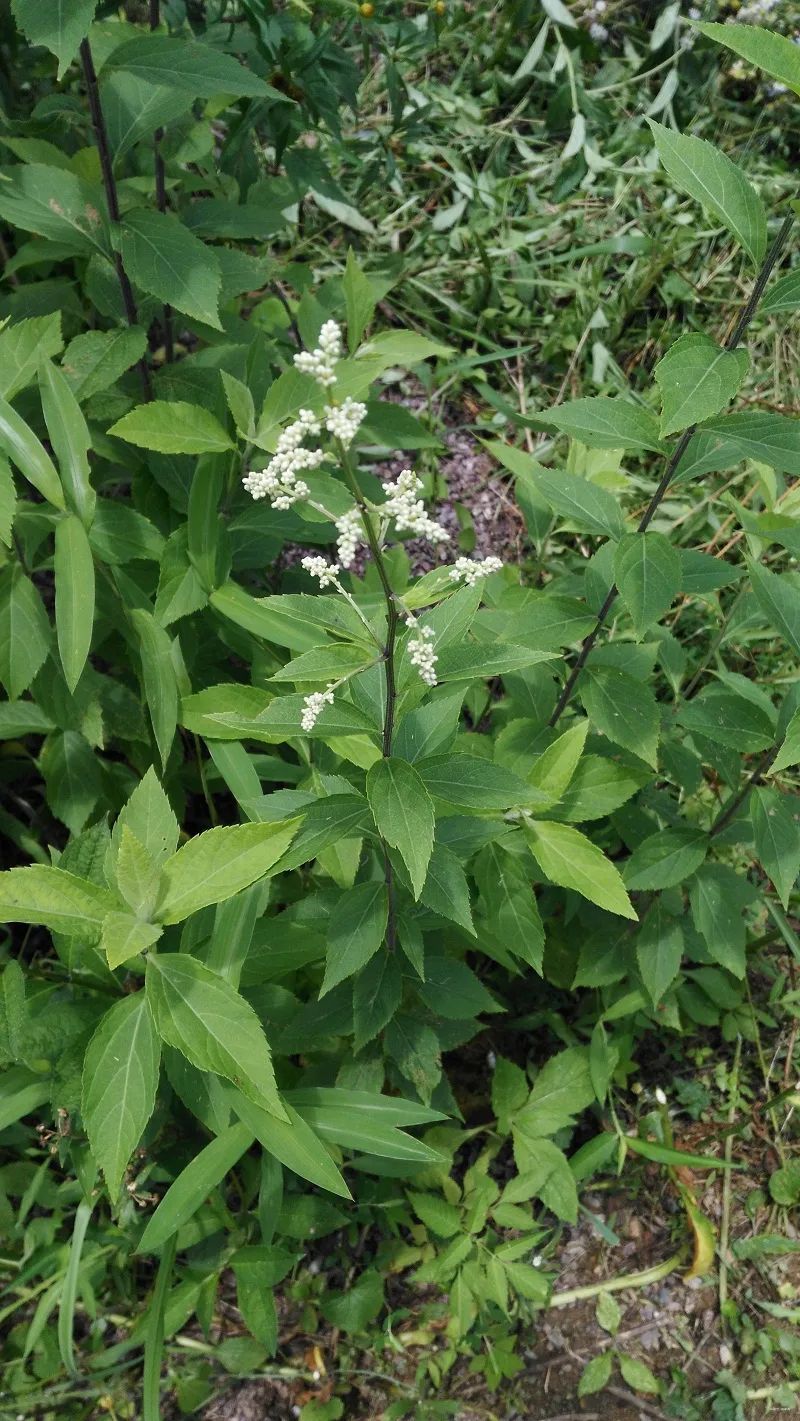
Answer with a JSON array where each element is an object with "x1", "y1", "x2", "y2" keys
[{"x1": 149, "y1": 0, "x2": 174, "y2": 362}]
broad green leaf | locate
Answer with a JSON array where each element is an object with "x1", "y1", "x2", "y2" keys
[
  {"x1": 624, "y1": 827, "x2": 707, "y2": 890},
  {"x1": 523, "y1": 464, "x2": 626, "y2": 539},
  {"x1": 61, "y1": 328, "x2": 149, "y2": 403},
  {"x1": 0, "y1": 700, "x2": 54, "y2": 739},
  {"x1": 694, "y1": 412, "x2": 800, "y2": 477},
  {"x1": 578, "y1": 1352, "x2": 613, "y2": 1398},
  {"x1": 131, "y1": 609, "x2": 178, "y2": 770},
  {"x1": 0, "y1": 165, "x2": 108, "y2": 257},
  {"x1": 0, "y1": 567, "x2": 51, "y2": 698},
  {"x1": 101, "y1": 71, "x2": 195, "y2": 161},
  {"x1": 11, "y1": 0, "x2": 96, "y2": 76},
  {"x1": 229, "y1": 1090, "x2": 350, "y2": 1198},
  {"x1": 353, "y1": 951, "x2": 403, "y2": 1049},
  {"x1": 155, "y1": 821, "x2": 300, "y2": 924},
  {"x1": 40, "y1": 730, "x2": 100, "y2": 835},
  {"x1": 272, "y1": 644, "x2": 376, "y2": 684},
  {"x1": 0, "y1": 396, "x2": 64, "y2": 508},
  {"x1": 108, "y1": 35, "x2": 284, "y2": 100},
  {"x1": 419, "y1": 843, "x2": 475, "y2": 935},
  {"x1": 636, "y1": 901, "x2": 683, "y2": 1005},
  {"x1": 524, "y1": 820, "x2": 637, "y2": 920},
  {"x1": 138, "y1": 1122, "x2": 254, "y2": 1254},
  {"x1": 366, "y1": 757, "x2": 435, "y2": 900},
  {"x1": 407, "y1": 1191, "x2": 462, "y2": 1237},
  {"x1": 343, "y1": 248, "x2": 376, "y2": 352},
  {"x1": 102, "y1": 912, "x2": 162, "y2": 970},
  {"x1": 679, "y1": 687, "x2": 776, "y2": 753},
  {"x1": 772, "y1": 708, "x2": 800, "y2": 775},
  {"x1": 696, "y1": 21, "x2": 800, "y2": 96},
  {"x1": 689, "y1": 864, "x2": 754, "y2": 977},
  {"x1": 614, "y1": 531, "x2": 681, "y2": 637},
  {"x1": 321, "y1": 881, "x2": 388, "y2": 995},
  {"x1": 82, "y1": 993, "x2": 160, "y2": 1199},
  {"x1": 418, "y1": 956, "x2": 499, "y2": 1020},
  {"x1": 320, "y1": 1270, "x2": 384, "y2": 1333},
  {"x1": 120, "y1": 209, "x2": 222, "y2": 331},
  {"x1": 108, "y1": 767, "x2": 179, "y2": 882},
  {"x1": 39, "y1": 358, "x2": 95, "y2": 523},
  {"x1": 357, "y1": 330, "x2": 452, "y2": 365},
  {"x1": 654, "y1": 333, "x2": 748, "y2": 436},
  {"x1": 619, "y1": 1355, "x2": 660, "y2": 1396},
  {"x1": 553, "y1": 755, "x2": 651, "y2": 823},
  {"x1": 648, "y1": 120, "x2": 766, "y2": 265},
  {"x1": 145, "y1": 953, "x2": 287, "y2": 1119},
  {"x1": 504, "y1": 1139, "x2": 578, "y2": 1223},
  {"x1": 110, "y1": 402, "x2": 234, "y2": 456},
  {"x1": 474, "y1": 841, "x2": 545, "y2": 972},
  {"x1": 748, "y1": 559, "x2": 800, "y2": 658},
  {"x1": 435, "y1": 643, "x2": 555, "y2": 683},
  {"x1": 418, "y1": 754, "x2": 548, "y2": 811},
  {"x1": 540, "y1": 397, "x2": 664, "y2": 455},
  {"x1": 114, "y1": 830, "x2": 161, "y2": 918},
  {"x1": 761, "y1": 271, "x2": 800, "y2": 317},
  {"x1": 528, "y1": 721, "x2": 588, "y2": 803},
  {"x1": 580, "y1": 666, "x2": 660, "y2": 768},
  {"x1": 0, "y1": 314, "x2": 63, "y2": 401},
  {"x1": 751, "y1": 788, "x2": 800, "y2": 910},
  {"x1": 54, "y1": 515, "x2": 95, "y2": 693},
  {"x1": 516, "y1": 1048, "x2": 595, "y2": 1137},
  {"x1": 0, "y1": 459, "x2": 14, "y2": 548},
  {"x1": 0, "y1": 865, "x2": 116, "y2": 935}
]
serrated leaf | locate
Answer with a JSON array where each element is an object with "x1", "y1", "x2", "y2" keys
[
  {"x1": 120, "y1": 209, "x2": 222, "y2": 331},
  {"x1": 0, "y1": 865, "x2": 116, "y2": 936},
  {"x1": 624, "y1": 828, "x2": 707, "y2": 890},
  {"x1": 110, "y1": 401, "x2": 234, "y2": 455},
  {"x1": 696, "y1": 21, "x2": 800, "y2": 96},
  {"x1": 146, "y1": 953, "x2": 287, "y2": 1119},
  {"x1": 101, "y1": 912, "x2": 162, "y2": 971},
  {"x1": 353, "y1": 951, "x2": 403, "y2": 1050},
  {"x1": 407, "y1": 1191, "x2": 462, "y2": 1238},
  {"x1": 0, "y1": 459, "x2": 14, "y2": 548},
  {"x1": 580, "y1": 666, "x2": 660, "y2": 768},
  {"x1": 108, "y1": 34, "x2": 283, "y2": 100},
  {"x1": 525, "y1": 462, "x2": 627, "y2": 538},
  {"x1": 578, "y1": 1351, "x2": 613, "y2": 1397},
  {"x1": 82, "y1": 993, "x2": 159, "y2": 1200},
  {"x1": 524, "y1": 820, "x2": 637, "y2": 920},
  {"x1": 541, "y1": 397, "x2": 664, "y2": 455},
  {"x1": 155, "y1": 821, "x2": 300, "y2": 924},
  {"x1": 0, "y1": 566, "x2": 50, "y2": 699},
  {"x1": 648, "y1": 120, "x2": 766, "y2": 265},
  {"x1": 751, "y1": 787, "x2": 800, "y2": 910},
  {"x1": 54, "y1": 515, "x2": 95, "y2": 693},
  {"x1": 655, "y1": 333, "x2": 748, "y2": 436},
  {"x1": 748, "y1": 558, "x2": 800, "y2": 658},
  {"x1": 614, "y1": 531, "x2": 681, "y2": 636},
  {"x1": 636, "y1": 901, "x2": 683, "y2": 1006},
  {"x1": 322, "y1": 881, "x2": 388, "y2": 996},
  {"x1": 0, "y1": 314, "x2": 63, "y2": 401},
  {"x1": 772, "y1": 708, "x2": 800, "y2": 775},
  {"x1": 619, "y1": 1354, "x2": 659, "y2": 1395},
  {"x1": 61, "y1": 327, "x2": 148, "y2": 403},
  {"x1": 11, "y1": 0, "x2": 97, "y2": 78},
  {"x1": 366, "y1": 757, "x2": 435, "y2": 900}
]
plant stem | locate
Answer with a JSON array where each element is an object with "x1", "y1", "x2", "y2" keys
[
  {"x1": 709, "y1": 743, "x2": 778, "y2": 837},
  {"x1": 549, "y1": 212, "x2": 795, "y2": 728},
  {"x1": 548, "y1": 1250, "x2": 684, "y2": 1307},
  {"x1": 149, "y1": 0, "x2": 174, "y2": 363},
  {"x1": 79, "y1": 39, "x2": 153, "y2": 402},
  {"x1": 337, "y1": 443, "x2": 399, "y2": 950}
]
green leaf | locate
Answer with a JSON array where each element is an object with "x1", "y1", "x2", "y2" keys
[
  {"x1": 407, "y1": 1192, "x2": 462, "y2": 1238},
  {"x1": 54, "y1": 515, "x2": 95, "y2": 694},
  {"x1": 418, "y1": 956, "x2": 499, "y2": 1020},
  {"x1": 82, "y1": 993, "x2": 160, "y2": 1199},
  {"x1": 751, "y1": 788, "x2": 800, "y2": 910},
  {"x1": 0, "y1": 567, "x2": 51, "y2": 699},
  {"x1": 419, "y1": 843, "x2": 475, "y2": 934},
  {"x1": 618, "y1": 1354, "x2": 660, "y2": 1395},
  {"x1": 596, "y1": 1291, "x2": 621, "y2": 1336},
  {"x1": 648, "y1": 120, "x2": 766, "y2": 265},
  {"x1": 504, "y1": 1138, "x2": 578, "y2": 1222},
  {"x1": 272, "y1": 644, "x2": 376, "y2": 684},
  {"x1": 39, "y1": 358, "x2": 95, "y2": 523},
  {"x1": 516, "y1": 1047, "x2": 595, "y2": 1136},
  {"x1": 694, "y1": 412, "x2": 800, "y2": 477},
  {"x1": 41, "y1": 730, "x2": 101, "y2": 835},
  {"x1": 320, "y1": 1269, "x2": 384, "y2": 1333},
  {"x1": 0, "y1": 314, "x2": 63, "y2": 401},
  {"x1": 0, "y1": 165, "x2": 108, "y2": 257},
  {"x1": 155, "y1": 821, "x2": 300, "y2": 924},
  {"x1": 0, "y1": 396, "x2": 64, "y2": 508},
  {"x1": 0, "y1": 460, "x2": 14, "y2": 549},
  {"x1": 524, "y1": 820, "x2": 637, "y2": 920},
  {"x1": 581, "y1": 667, "x2": 660, "y2": 768},
  {"x1": 0, "y1": 865, "x2": 116, "y2": 936},
  {"x1": 145, "y1": 953, "x2": 287, "y2": 1119},
  {"x1": 748, "y1": 559, "x2": 800, "y2": 658},
  {"x1": 636, "y1": 901, "x2": 684, "y2": 1006},
  {"x1": 120, "y1": 209, "x2": 222, "y2": 331},
  {"x1": 614, "y1": 532, "x2": 681, "y2": 637},
  {"x1": 110, "y1": 402, "x2": 234, "y2": 456},
  {"x1": 138, "y1": 1122, "x2": 254, "y2": 1254},
  {"x1": 540, "y1": 397, "x2": 664, "y2": 455},
  {"x1": 436, "y1": 643, "x2": 555, "y2": 683},
  {"x1": 11, "y1": 0, "x2": 97, "y2": 78},
  {"x1": 418, "y1": 754, "x2": 548, "y2": 811},
  {"x1": 366, "y1": 758, "x2": 435, "y2": 900},
  {"x1": 353, "y1": 951, "x2": 403, "y2": 1050},
  {"x1": 322, "y1": 881, "x2": 388, "y2": 995},
  {"x1": 578, "y1": 1351, "x2": 613, "y2": 1398},
  {"x1": 474, "y1": 840, "x2": 545, "y2": 972},
  {"x1": 102, "y1": 912, "x2": 162, "y2": 971},
  {"x1": 772, "y1": 708, "x2": 800, "y2": 775},
  {"x1": 528, "y1": 721, "x2": 588, "y2": 803},
  {"x1": 62, "y1": 328, "x2": 149, "y2": 403},
  {"x1": 624, "y1": 828, "x2": 708, "y2": 890},
  {"x1": 229, "y1": 1090, "x2": 350, "y2": 1198},
  {"x1": 101, "y1": 71, "x2": 195, "y2": 161},
  {"x1": 131, "y1": 609, "x2": 178, "y2": 770},
  {"x1": 679, "y1": 686, "x2": 776, "y2": 753},
  {"x1": 761, "y1": 271, "x2": 800, "y2": 317},
  {"x1": 696, "y1": 21, "x2": 800, "y2": 96},
  {"x1": 689, "y1": 864, "x2": 754, "y2": 978},
  {"x1": 108, "y1": 767, "x2": 179, "y2": 881},
  {"x1": 655, "y1": 333, "x2": 748, "y2": 436},
  {"x1": 108, "y1": 35, "x2": 284, "y2": 99},
  {"x1": 524, "y1": 462, "x2": 626, "y2": 538},
  {"x1": 343, "y1": 248, "x2": 376, "y2": 353}
]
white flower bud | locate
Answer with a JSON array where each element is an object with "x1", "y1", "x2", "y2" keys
[
  {"x1": 448, "y1": 555, "x2": 503, "y2": 586},
  {"x1": 324, "y1": 398, "x2": 367, "y2": 447},
  {"x1": 293, "y1": 320, "x2": 342, "y2": 389},
  {"x1": 408, "y1": 624, "x2": 437, "y2": 687},
  {"x1": 335, "y1": 506, "x2": 365, "y2": 568},
  {"x1": 382, "y1": 469, "x2": 449, "y2": 545},
  {"x1": 301, "y1": 683, "x2": 336, "y2": 732},
  {"x1": 301, "y1": 555, "x2": 341, "y2": 588}
]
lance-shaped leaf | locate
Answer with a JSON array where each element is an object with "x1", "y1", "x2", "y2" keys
[
  {"x1": 654, "y1": 333, "x2": 748, "y2": 436},
  {"x1": 614, "y1": 531, "x2": 681, "y2": 637},
  {"x1": 101, "y1": 912, "x2": 162, "y2": 971},
  {"x1": 82, "y1": 992, "x2": 160, "y2": 1199},
  {"x1": 119, "y1": 209, "x2": 223, "y2": 331},
  {"x1": 322, "y1": 881, "x2": 388, "y2": 995},
  {"x1": 366, "y1": 757, "x2": 435, "y2": 900},
  {"x1": 539, "y1": 397, "x2": 664, "y2": 455},
  {"x1": 230, "y1": 1090, "x2": 351, "y2": 1199},
  {"x1": 748, "y1": 558, "x2": 800, "y2": 658},
  {"x1": 154, "y1": 820, "x2": 300, "y2": 924},
  {"x1": 0, "y1": 566, "x2": 51, "y2": 699},
  {"x1": 109, "y1": 401, "x2": 234, "y2": 456},
  {"x1": 138, "y1": 1122, "x2": 254, "y2": 1254},
  {"x1": 39, "y1": 358, "x2": 95, "y2": 523},
  {"x1": 131, "y1": 609, "x2": 178, "y2": 770},
  {"x1": 696, "y1": 22, "x2": 800, "y2": 96},
  {"x1": 0, "y1": 396, "x2": 64, "y2": 508},
  {"x1": 145, "y1": 953, "x2": 287, "y2": 1120},
  {"x1": 648, "y1": 120, "x2": 766, "y2": 266},
  {"x1": 524, "y1": 820, "x2": 637, "y2": 920},
  {"x1": 751, "y1": 787, "x2": 800, "y2": 910},
  {"x1": 0, "y1": 866, "x2": 116, "y2": 936},
  {"x1": 54, "y1": 515, "x2": 95, "y2": 693}
]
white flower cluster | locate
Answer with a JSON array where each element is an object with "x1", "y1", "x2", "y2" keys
[
  {"x1": 408, "y1": 624, "x2": 437, "y2": 687},
  {"x1": 324, "y1": 397, "x2": 367, "y2": 446},
  {"x1": 382, "y1": 469, "x2": 449, "y2": 544},
  {"x1": 737, "y1": 0, "x2": 779, "y2": 17},
  {"x1": 301, "y1": 683, "x2": 336, "y2": 732},
  {"x1": 301, "y1": 555, "x2": 341, "y2": 588},
  {"x1": 586, "y1": 0, "x2": 607, "y2": 41},
  {"x1": 449, "y1": 555, "x2": 503, "y2": 586},
  {"x1": 243, "y1": 409, "x2": 323, "y2": 509},
  {"x1": 294, "y1": 319, "x2": 342, "y2": 389},
  {"x1": 335, "y1": 506, "x2": 365, "y2": 568}
]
